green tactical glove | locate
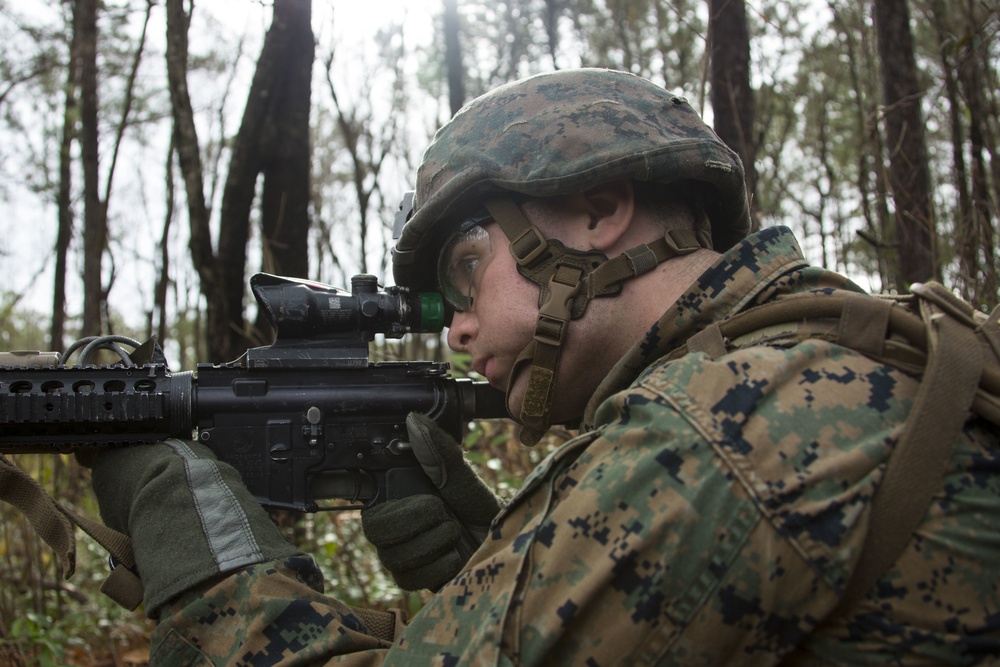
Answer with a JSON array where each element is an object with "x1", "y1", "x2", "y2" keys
[
  {"x1": 91, "y1": 438, "x2": 303, "y2": 616},
  {"x1": 361, "y1": 412, "x2": 503, "y2": 591}
]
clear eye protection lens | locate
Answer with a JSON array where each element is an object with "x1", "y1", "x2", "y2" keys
[{"x1": 438, "y1": 224, "x2": 493, "y2": 311}]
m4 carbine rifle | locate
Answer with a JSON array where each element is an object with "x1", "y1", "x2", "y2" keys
[{"x1": 0, "y1": 273, "x2": 508, "y2": 512}]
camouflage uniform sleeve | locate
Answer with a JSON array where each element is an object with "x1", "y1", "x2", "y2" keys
[
  {"x1": 150, "y1": 556, "x2": 396, "y2": 665},
  {"x1": 384, "y1": 356, "x2": 835, "y2": 666},
  {"x1": 149, "y1": 363, "x2": 802, "y2": 665},
  {"x1": 392, "y1": 339, "x2": 1000, "y2": 665},
  {"x1": 150, "y1": 338, "x2": 1000, "y2": 665}
]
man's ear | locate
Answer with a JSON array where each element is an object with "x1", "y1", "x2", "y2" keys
[{"x1": 577, "y1": 180, "x2": 635, "y2": 251}]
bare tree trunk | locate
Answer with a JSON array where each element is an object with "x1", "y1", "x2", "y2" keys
[
  {"x1": 51, "y1": 1, "x2": 79, "y2": 351},
  {"x1": 165, "y1": 0, "x2": 219, "y2": 355},
  {"x1": 873, "y1": 0, "x2": 936, "y2": 285},
  {"x1": 152, "y1": 135, "x2": 176, "y2": 346},
  {"x1": 954, "y1": 0, "x2": 999, "y2": 308},
  {"x1": 101, "y1": 1, "x2": 152, "y2": 223},
  {"x1": 78, "y1": 0, "x2": 104, "y2": 337},
  {"x1": 707, "y1": 0, "x2": 759, "y2": 229},
  {"x1": 833, "y1": 3, "x2": 892, "y2": 289},
  {"x1": 542, "y1": 0, "x2": 561, "y2": 70},
  {"x1": 165, "y1": 0, "x2": 315, "y2": 361},
  {"x1": 220, "y1": 0, "x2": 314, "y2": 357},
  {"x1": 325, "y1": 67, "x2": 370, "y2": 273},
  {"x1": 444, "y1": 0, "x2": 466, "y2": 116},
  {"x1": 258, "y1": 0, "x2": 313, "y2": 281},
  {"x1": 218, "y1": 50, "x2": 273, "y2": 355},
  {"x1": 321, "y1": 22, "x2": 405, "y2": 281},
  {"x1": 928, "y1": 0, "x2": 975, "y2": 301}
]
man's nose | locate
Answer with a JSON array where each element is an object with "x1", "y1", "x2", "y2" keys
[{"x1": 447, "y1": 311, "x2": 477, "y2": 351}]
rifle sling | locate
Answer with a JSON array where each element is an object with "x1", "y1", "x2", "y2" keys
[
  {"x1": 62, "y1": 504, "x2": 144, "y2": 610},
  {"x1": 0, "y1": 454, "x2": 78, "y2": 578},
  {"x1": 0, "y1": 453, "x2": 143, "y2": 608}
]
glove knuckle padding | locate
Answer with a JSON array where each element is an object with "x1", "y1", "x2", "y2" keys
[
  {"x1": 377, "y1": 523, "x2": 461, "y2": 570},
  {"x1": 361, "y1": 495, "x2": 452, "y2": 546}
]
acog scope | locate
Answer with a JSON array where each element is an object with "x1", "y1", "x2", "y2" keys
[{"x1": 245, "y1": 273, "x2": 446, "y2": 367}]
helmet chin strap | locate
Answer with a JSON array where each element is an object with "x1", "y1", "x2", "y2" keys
[{"x1": 483, "y1": 197, "x2": 708, "y2": 445}]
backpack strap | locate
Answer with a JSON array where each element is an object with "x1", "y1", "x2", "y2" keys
[
  {"x1": 348, "y1": 606, "x2": 405, "y2": 643},
  {"x1": 667, "y1": 284, "x2": 1000, "y2": 609},
  {"x1": 836, "y1": 285, "x2": 983, "y2": 609}
]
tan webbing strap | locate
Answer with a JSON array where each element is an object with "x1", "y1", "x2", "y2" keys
[
  {"x1": 514, "y1": 266, "x2": 584, "y2": 445},
  {"x1": 0, "y1": 454, "x2": 77, "y2": 578},
  {"x1": 663, "y1": 293, "x2": 912, "y2": 364},
  {"x1": 980, "y1": 305, "x2": 1000, "y2": 426},
  {"x1": 0, "y1": 453, "x2": 143, "y2": 608},
  {"x1": 837, "y1": 293, "x2": 892, "y2": 357},
  {"x1": 98, "y1": 564, "x2": 144, "y2": 610},
  {"x1": 587, "y1": 229, "x2": 704, "y2": 297},
  {"x1": 836, "y1": 293, "x2": 983, "y2": 610},
  {"x1": 687, "y1": 323, "x2": 728, "y2": 359},
  {"x1": 349, "y1": 606, "x2": 402, "y2": 643},
  {"x1": 485, "y1": 197, "x2": 706, "y2": 308},
  {"x1": 981, "y1": 302, "x2": 1000, "y2": 361},
  {"x1": 623, "y1": 244, "x2": 658, "y2": 275},
  {"x1": 485, "y1": 198, "x2": 550, "y2": 269},
  {"x1": 60, "y1": 506, "x2": 143, "y2": 610}
]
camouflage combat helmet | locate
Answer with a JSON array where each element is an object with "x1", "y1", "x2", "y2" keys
[
  {"x1": 393, "y1": 68, "x2": 751, "y2": 292},
  {"x1": 392, "y1": 68, "x2": 752, "y2": 445}
]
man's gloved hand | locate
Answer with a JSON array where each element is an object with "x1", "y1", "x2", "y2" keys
[
  {"x1": 361, "y1": 413, "x2": 503, "y2": 591},
  {"x1": 91, "y1": 438, "x2": 303, "y2": 616}
]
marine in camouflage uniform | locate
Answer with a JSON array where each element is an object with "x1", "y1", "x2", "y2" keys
[
  {"x1": 89, "y1": 69, "x2": 1000, "y2": 665},
  {"x1": 146, "y1": 226, "x2": 1000, "y2": 665}
]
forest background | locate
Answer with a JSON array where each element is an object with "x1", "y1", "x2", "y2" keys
[{"x1": 0, "y1": 0, "x2": 997, "y2": 664}]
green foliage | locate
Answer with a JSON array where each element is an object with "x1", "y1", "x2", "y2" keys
[
  {"x1": 0, "y1": 293, "x2": 50, "y2": 351},
  {"x1": 0, "y1": 604, "x2": 143, "y2": 667},
  {"x1": 3, "y1": 612, "x2": 79, "y2": 667}
]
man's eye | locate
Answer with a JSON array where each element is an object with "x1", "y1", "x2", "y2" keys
[
  {"x1": 453, "y1": 256, "x2": 480, "y2": 293},
  {"x1": 457, "y1": 256, "x2": 480, "y2": 277}
]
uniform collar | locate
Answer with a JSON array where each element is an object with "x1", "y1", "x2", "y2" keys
[{"x1": 581, "y1": 225, "x2": 829, "y2": 429}]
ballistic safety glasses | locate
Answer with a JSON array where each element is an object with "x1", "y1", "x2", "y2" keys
[{"x1": 437, "y1": 209, "x2": 494, "y2": 312}]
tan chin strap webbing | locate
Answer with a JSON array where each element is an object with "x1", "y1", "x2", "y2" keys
[{"x1": 484, "y1": 197, "x2": 705, "y2": 445}]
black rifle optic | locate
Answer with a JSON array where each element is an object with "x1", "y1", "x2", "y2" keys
[{"x1": 0, "y1": 273, "x2": 508, "y2": 512}]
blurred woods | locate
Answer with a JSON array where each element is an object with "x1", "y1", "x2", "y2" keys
[{"x1": 0, "y1": 0, "x2": 998, "y2": 663}]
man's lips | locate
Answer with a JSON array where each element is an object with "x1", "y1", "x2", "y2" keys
[
  {"x1": 473, "y1": 356, "x2": 501, "y2": 387},
  {"x1": 471, "y1": 355, "x2": 486, "y2": 376}
]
